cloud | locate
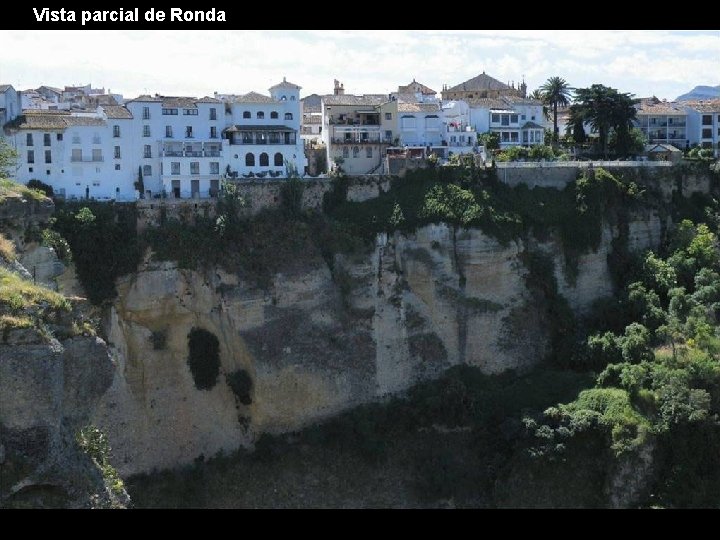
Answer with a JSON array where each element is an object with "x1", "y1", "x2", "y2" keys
[{"x1": 0, "y1": 30, "x2": 716, "y2": 102}]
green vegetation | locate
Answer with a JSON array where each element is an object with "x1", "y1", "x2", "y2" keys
[
  {"x1": 51, "y1": 202, "x2": 142, "y2": 304},
  {"x1": 76, "y1": 425, "x2": 126, "y2": 503},
  {"x1": 569, "y1": 84, "x2": 639, "y2": 157},
  {"x1": 0, "y1": 232, "x2": 16, "y2": 262},
  {"x1": 26, "y1": 179, "x2": 54, "y2": 198},
  {"x1": 187, "y1": 328, "x2": 220, "y2": 391},
  {"x1": 526, "y1": 215, "x2": 720, "y2": 507},
  {"x1": 0, "y1": 178, "x2": 47, "y2": 203}
]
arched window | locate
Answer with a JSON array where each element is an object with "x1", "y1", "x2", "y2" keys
[
  {"x1": 342, "y1": 147, "x2": 349, "y2": 158},
  {"x1": 353, "y1": 146, "x2": 359, "y2": 158},
  {"x1": 259, "y1": 152, "x2": 269, "y2": 166},
  {"x1": 243, "y1": 111, "x2": 251, "y2": 119},
  {"x1": 281, "y1": 95, "x2": 287, "y2": 101},
  {"x1": 274, "y1": 152, "x2": 283, "y2": 166},
  {"x1": 245, "y1": 153, "x2": 255, "y2": 166},
  {"x1": 284, "y1": 113, "x2": 293, "y2": 120},
  {"x1": 290, "y1": 96, "x2": 296, "y2": 101},
  {"x1": 270, "y1": 111, "x2": 279, "y2": 119},
  {"x1": 257, "y1": 111, "x2": 265, "y2": 119}
]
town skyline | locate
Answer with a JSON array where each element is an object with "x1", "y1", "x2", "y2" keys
[{"x1": 1, "y1": 30, "x2": 717, "y2": 102}]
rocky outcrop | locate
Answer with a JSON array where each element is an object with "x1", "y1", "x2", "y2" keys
[
  {"x1": 97, "y1": 214, "x2": 663, "y2": 476},
  {"x1": 0, "y1": 330, "x2": 119, "y2": 508}
]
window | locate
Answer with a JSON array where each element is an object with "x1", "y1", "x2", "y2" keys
[
  {"x1": 243, "y1": 111, "x2": 251, "y2": 119},
  {"x1": 92, "y1": 134, "x2": 101, "y2": 145},
  {"x1": 245, "y1": 153, "x2": 255, "y2": 166},
  {"x1": 144, "y1": 145, "x2": 152, "y2": 158},
  {"x1": 491, "y1": 114, "x2": 500, "y2": 123},
  {"x1": 143, "y1": 125, "x2": 151, "y2": 137},
  {"x1": 366, "y1": 147, "x2": 372, "y2": 158},
  {"x1": 259, "y1": 152, "x2": 269, "y2": 166},
  {"x1": 162, "y1": 108, "x2": 178, "y2": 115},
  {"x1": 44, "y1": 133, "x2": 51, "y2": 146},
  {"x1": 114, "y1": 146, "x2": 121, "y2": 159},
  {"x1": 385, "y1": 130, "x2": 392, "y2": 141},
  {"x1": 510, "y1": 132, "x2": 519, "y2": 142},
  {"x1": 171, "y1": 162, "x2": 180, "y2": 175},
  {"x1": 143, "y1": 106, "x2": 150, "y2": 120},
  {"x1": 28, "y1": 167, "x2": 33, "y2": 173},
  {"x1": 385, "y1": 112, "x2": 392, "y2": 121},
  {"x1": 57, "y1": 133, "x2": 63, "y2": 141},
  {"x1": 284, "y1": 113, "x2": 293, "y2": 120},
  {"x1": 270, "y1": 111, "x2": 279, "y2": 119},
  {"x1": 342, "y1": 147, "x2": 349, "y2": 158},
  {"x1": 257, "y1": 111, "x2": 265, "y2": 119},
  {"x1": 183, "y1": 108, "x2": 198, "y2": 116},
  {"x1": 290, "y1": 96, "x2": 295, "y2": 101},
  {"x1": 26, "y1": 133, "x2": 33, "y2": 146},
  {"x1": 143, "y1": 165, "x2": 152, "y2": 177},
  {"x1": 27, "y1": 150, "x2": 34, "y2": 163},
  {"x1": 274, "y1": 152, "x2": 283, "y2": 167},
  {"x1": 166, "y1": 126, "x2": 173, "y2": 138},
  {"x1": 186, "y1": 126, "x2": 193, "y2": 138},
  {"x1": 210, "y1": 126, "x2": 217, "y2": 138},
  {"x1": 702, "y1": 115, "x2": 712, "y2": 126},
  {"x1": 521, "y1": 115, "x2": 526, "y2": 120},
  {"x1": 113, "y1": 125, "x2": 120, "y2": 138},
  {"x1": 531, "y1": 116, "x2": 536, "y2": 121},
  {"x1": 115, "y1": 164, "x2": 121, "y2": 171},
  {"x1": 511, "y1": 115, "x2": 518, "y2": 124},
  {"x1": 210, "y1": 108, "x2": 217, "y2": 120},
  {"x1": 72, "y1": 149, "x2": 82, "y2": 162},
  {"x1": 210, "y1": 162, "x2": 220, "y2": 174},
  {"x1": 353, "y1": 146, "x2": 359, "y2": 158},
  {"x1": 45, "y1": 150, "x2": 52, "y2": 163},
  {"x1": 501, "y1": 115, "x2": 510, "y2": 126},
  {"x1": 702, "y1": 128, "x2": 712, "y2": 138},
  {"x1": 190, "y1": 162, "x2": 200, "y2": 174},
  {"x1": 92, "y1": 149, "x2": 102, "y2": 162},
  {"x1": 401, "y1": 116, "x2": 416, "y2": 129}
]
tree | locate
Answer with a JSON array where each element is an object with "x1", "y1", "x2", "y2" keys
[
  {"x1": 478, "y1": 131, "x2": 499, "y2": 151},
  {"x1": 134, "y1": 166, "x2": 145, "y2": 199},
  {"x1": 0, "y1": 136, "x2": 17, "y2": 177},
  {"x1": 571, "y1": 84, "x2": 638, "y2": 157},
  {"x1": 539, "y1": 77, "x2": 572, "y2": 144}
]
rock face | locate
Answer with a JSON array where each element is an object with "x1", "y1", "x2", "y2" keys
[
  {"x1": 0, "y1": 332, "x2": 118, "y2": 508},
  {"x1": 96, "y1": 216, "x2": 663, "y2": 476}
]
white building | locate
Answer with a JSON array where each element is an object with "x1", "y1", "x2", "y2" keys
[
  {"x1": 220, "y1": 79, "x2": 306, "y2": 180},
  {"x1": 635, "y1": 97, "x2": 689, "y2": 149},
  {"x1": 468, "y1": 96, "x2": 545, "y2": 148},
  {"x1": 441, "y1": 100, "x2": 478, "y2": 154},
  {"x1": 0, "y1": 85, "x2": 20, "y2": 125},
  {"x1": 685, "y1": 99, "x2": 720, "y2": 157},
  {"x1": 397, "y1": 100, "x2": 443, "y2": 146},
  {"x1": 4, "y1": 78, "x2": 308, "y2": 201},
  {"x1": 300, "y1": 94, "x2": 322, "y2": 147}
]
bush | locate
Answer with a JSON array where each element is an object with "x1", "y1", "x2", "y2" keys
[{"x1": 26, "y1": 179, "x2": 54, "y2": 197}]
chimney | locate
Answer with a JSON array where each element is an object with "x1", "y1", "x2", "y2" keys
[{"x1": 333, "y1": 79, "x2": 345, "y2": 96}]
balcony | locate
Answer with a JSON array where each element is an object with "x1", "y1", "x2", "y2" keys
[
  {"x1": 160, "y1": 150, "x2": 223, "y2": 157},
  {"x1": 71, "y1": 156, "x2": 104, "y2": 162},
  {"x1": 331, "y1": 136, "x2": 392, "y2": 145}
]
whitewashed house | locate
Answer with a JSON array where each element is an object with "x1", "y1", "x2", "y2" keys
[
  {"x1": 685, "y1": 99, "x2": 720, "y2": 156},
  {"x1": 0, "y1": 85, "x2": 20, "y2": 125}
]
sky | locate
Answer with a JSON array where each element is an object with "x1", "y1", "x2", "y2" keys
[{"x1": 0, "y1": 30, "x2": 718, "y2": 102}]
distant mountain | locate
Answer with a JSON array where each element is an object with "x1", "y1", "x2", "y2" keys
[{"x1": 675, "y1": 85, "x2": 720, "y2": 102}]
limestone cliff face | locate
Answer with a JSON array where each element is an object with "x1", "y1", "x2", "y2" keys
[
  {"x1": 0, "y1": 326, "x2": 118, "y2": 507},
  {"x1": 97, "y1": 216, "x2": 663, "y2": 476}
]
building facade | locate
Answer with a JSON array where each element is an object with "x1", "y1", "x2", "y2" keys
[
  {"x1": 685, "y1": 99, "x2": 720, "y2": 157},
  {"x1": 321, "y1": 87, "x2": 396, "y2": 175},
  {"x1": 3, "y1": 79, "x2": 307, "y2": 200},
  {"x1": 635, "y1": 98, "x2": 689, "y2": 149}
]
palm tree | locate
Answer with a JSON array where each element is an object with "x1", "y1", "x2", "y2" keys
[{"x1": 539, "y1": 77, "x2": 572, "y2": 144}]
